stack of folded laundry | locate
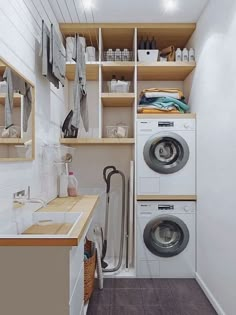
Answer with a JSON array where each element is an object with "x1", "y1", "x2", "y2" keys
[{"x1": 138, "y1": 88, "x2": 190, "y2": 114}]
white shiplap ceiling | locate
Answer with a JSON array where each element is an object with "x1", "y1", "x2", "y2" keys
[{"x1": 48, "y1": 0, "x2": 209, "y2": 23}]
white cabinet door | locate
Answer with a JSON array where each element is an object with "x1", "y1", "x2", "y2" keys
[
  {"x1": 70, "y1": 265, "x2": 84, "y2": 315},
  {"x1": 70, "y1": 240, "x2": 84, "y2": 297}
]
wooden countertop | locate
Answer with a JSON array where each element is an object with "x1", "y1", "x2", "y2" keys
[{"x1": 0, "y1": 195, "x2": 99, "y2": 246}]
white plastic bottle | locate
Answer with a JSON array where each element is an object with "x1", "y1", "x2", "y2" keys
[
  {"x1": 68, "y1": 171, "x2": 78, "y2": 197},
  {"x1": 189, "y1": 48, "x2": 195, "y2": 62},
  {"x1": 182, "y1": 48, "x2": 189, "y2": 62},
  {"x1": 59, "y1": 174, "x2": 68, "y2": 197},
  {"x1": 175, "y1": 48, "x2": 182, "y2": 62}
]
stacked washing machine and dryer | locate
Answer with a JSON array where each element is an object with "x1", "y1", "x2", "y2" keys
[{"x1": 136, "y1": 117, "x2": 196, "y2": 278}]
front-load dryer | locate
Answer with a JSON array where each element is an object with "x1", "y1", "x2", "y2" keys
[
  {"x1": 136, "y1": 201, "x2": 195, "y2": 278},
  {"x1": 137, "y1": 118, "x2": 196, "y2": 196}
]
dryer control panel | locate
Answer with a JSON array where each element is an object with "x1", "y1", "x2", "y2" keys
[{"x1": 137, "y1": 119, "x2": 195, "y2": 134}]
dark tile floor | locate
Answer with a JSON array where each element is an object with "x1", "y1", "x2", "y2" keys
[{"x1": 87, "y1": 278, "x2": 217, "y2": 315}]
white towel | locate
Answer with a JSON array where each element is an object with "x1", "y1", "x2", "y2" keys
[{"x1": 144, "y1": 92, "x2": 181, "y2": 99}]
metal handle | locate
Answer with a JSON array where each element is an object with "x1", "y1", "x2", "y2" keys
[{"x1": 103, "y1": 166, "x2": 116, "y2": 191}]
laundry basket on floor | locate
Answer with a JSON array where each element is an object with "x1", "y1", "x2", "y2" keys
[{"x1": 84, "y1": 239, "x2": 96, "y2": 302}]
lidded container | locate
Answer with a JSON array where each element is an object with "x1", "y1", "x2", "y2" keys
[
  {"x1": 68, "y1": 171, "x2": 78, "y2": 197},
  {"x1": 189, "y1": 48, "x2": 195, "y2": 62},
  {"x1": 182, "y1": 48, "x2": 189, "y2": 62},
  {"x1": 175, "y1": 48, "x2": 182, "y2": 62}
]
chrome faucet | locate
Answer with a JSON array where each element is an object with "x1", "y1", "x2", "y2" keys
[{"x1": 13, "y1": 186, "x2": 47, "y2": 208}]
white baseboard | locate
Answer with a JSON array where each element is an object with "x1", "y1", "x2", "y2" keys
[{"x1": 196, "y1": 273, "x2": 226, "y2": 315}]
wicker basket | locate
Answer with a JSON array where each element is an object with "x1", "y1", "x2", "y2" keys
[{"x1": 84, "y1": 239, "x2": 96, "y2": 302}]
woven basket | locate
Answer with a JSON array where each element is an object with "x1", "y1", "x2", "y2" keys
[{"x1": 84, "y1": 239, "x2": 96, "y2": 302}]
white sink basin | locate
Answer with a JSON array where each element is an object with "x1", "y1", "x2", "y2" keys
[{"x1": 22, "y1": 212, "x2": 83, "y2": 235}]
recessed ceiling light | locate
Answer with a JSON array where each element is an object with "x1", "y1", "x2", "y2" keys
[
  {"x1": 164, "y1": 0, "x2": 178, "y2": 11},
  {"x1": 83, "y1": 0, "x2": 94, "y2": 10}
]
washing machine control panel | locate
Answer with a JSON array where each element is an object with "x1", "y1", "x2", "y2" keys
[{"x1": 137, "y1": 202, "x2": 195, "y2": 215}]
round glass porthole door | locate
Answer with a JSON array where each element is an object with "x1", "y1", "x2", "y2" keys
[
  {"x1": 143, "y1": 215, "x2": 189, "y2": 257},
  {"x1": 143, "y1": 132, "x2": 189, "y2": 174}
]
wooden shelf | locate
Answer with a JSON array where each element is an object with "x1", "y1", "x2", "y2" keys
[
  {"x1": 60, "y1": 138, "x2": 135, "y2": 145},
  {"x1": 137, "y1": 62, "x2": 196, "y2": 81},
  {"x1": 60, "y1": 23, "x2": 196, "y2": 51},
  {"x1": 0, "y1": 158, "x2": 33, "y2": 162},
  {"x1": 102, "y1": 62, "x2": 135, "y2": 81},
  {"x1": 0, "y1": 93, "x2": 22, "y2": 107},
  {"x1": 66, "y1": 62, "x2": 99, "y2": 81},
  {"x1": 0, "y1": 138, "x2": 24, "y2": 144},
  {"x1": 137, "y1": 113, "x2": 196, "y2": 119},
  {"x1": 101, "y1": 93, "x2": 135, "y2": 107}
]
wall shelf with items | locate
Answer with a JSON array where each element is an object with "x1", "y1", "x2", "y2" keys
[
  {"x1": 136, "y1": 24, "x2": 196, "y2": 51},
  {"x1": 60, "y1": 23, "x2": 196, "y2": 145}
]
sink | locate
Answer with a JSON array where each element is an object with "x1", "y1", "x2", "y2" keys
[{"x1": 19, "y1": 212, "x2": 83, "y2": 236}]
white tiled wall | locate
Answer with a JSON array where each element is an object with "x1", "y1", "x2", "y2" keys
[{"x1": 0, "y1": 0, "x2": 68, "y2": 211}]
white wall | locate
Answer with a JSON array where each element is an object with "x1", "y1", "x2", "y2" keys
[
  {"x1": 0, "y1": 0, "x2": 68, "y2": 211},
  {"x1": 185, "y1": 0, "x2": 236, "y2": 314}
]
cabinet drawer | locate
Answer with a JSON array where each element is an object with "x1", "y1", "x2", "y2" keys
[
  {"x1": 70, "y1": 240, "x2": 84, "y2": 296},
  {"x1": 70, "y1": 265, "x2": 84, "y2": 315}
]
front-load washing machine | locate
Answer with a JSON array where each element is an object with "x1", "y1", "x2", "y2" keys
[
  {"x1": 137, "y1": 118, "x2": 195, "y2": 196},
  {"x1": 136, "y1": 201, "x2": 195, "y2": 278}
]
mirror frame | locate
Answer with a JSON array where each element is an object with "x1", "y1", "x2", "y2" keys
[{"x1": 0, "y1": 56, "x2": 35, "y2": 162}]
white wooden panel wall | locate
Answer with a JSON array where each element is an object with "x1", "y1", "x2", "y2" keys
[{"x1": 0, "y1": 1, "x2": 68, "y2": 208}]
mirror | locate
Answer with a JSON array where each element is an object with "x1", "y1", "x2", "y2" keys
[{"x1": 0, "y1": 58, "x2": 35, "y2": 161}]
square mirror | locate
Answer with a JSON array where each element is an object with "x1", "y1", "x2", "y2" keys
[{"x1": 0, "y1": 58, "x2": 35, "y2": 161}]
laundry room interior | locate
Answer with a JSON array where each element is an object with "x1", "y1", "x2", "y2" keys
[{"x1": 0, "y1": 0, "x2": 235, "y2": 315}]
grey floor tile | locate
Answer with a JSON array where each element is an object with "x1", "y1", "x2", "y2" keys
[
  {"x1": 178, "y1": 302, "x2": 217, "y2": 315},
  {"x1": 168, "y1": 279, "x2": 210, "y2": 304},
  {"x1": 89, "y1": 288, "x2": 112, "y2": 306},
  {"x1": 95, "y1": 278, "x2": 114, "y2": 289},
  {"x1": 141, "y1": 288, "x2": 174, "y2": 306},
  {"x1": 110, "y1": 305, "x2": 145, "y2": 315},
  {"x1": 112, "y1": 278, "x2": 141, "y2": 289},
  {"x1": 139, "y1": 278, "x2": 170, "y2": 289},
  {"x1": 144, "y1": 305, "x2": 181, "y2": 315},
  {"x1": 87, "y1": 304, "x2": 110, "y2": 315},
  {"x1": 112, "y1": 288, "x2": 143, "y2": 306}
]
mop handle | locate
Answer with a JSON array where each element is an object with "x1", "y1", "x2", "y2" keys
[{"x1": 103, "y1": 166, "x2": 116, "y2": 192}]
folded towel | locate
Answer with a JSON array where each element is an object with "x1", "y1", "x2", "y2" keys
[
  {"x1": 139, "y1": 96, "x2": 189, "y2": 113},
  {"x1": 138, "y1": 108, "x2": 180, "y2": 114},
  {"x1": 144, "y1": 91, "x2": 181, "y2": 99},
  {"x1": 140, "y1": 88, "x2": 184, "y2": 99}
]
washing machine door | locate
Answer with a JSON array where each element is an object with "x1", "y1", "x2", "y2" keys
[
  {"x1": 143, "y1": 132, "x2": 189, "y2": 174},
  {"x1": 143, "y1": 215, "x2": 189, "y2": 257}
]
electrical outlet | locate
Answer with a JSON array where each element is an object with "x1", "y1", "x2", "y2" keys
[{"x1": 13, "y1": 190, "x2": 26, "y2": 199}]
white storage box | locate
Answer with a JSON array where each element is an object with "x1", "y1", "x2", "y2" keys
[
  {"x1": 107, "y1": 81, "x2": 130, "y2": 93},
  {"x1": 106, "y1": 125, "x2": 129, "y2": 138},
  {"x1": 138, "y1": 50, "x2": 159, "y2": 62}
]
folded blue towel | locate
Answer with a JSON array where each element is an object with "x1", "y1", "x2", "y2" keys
[{"x1": 139, "y1": 96, "x2": 190, "y2": 113}]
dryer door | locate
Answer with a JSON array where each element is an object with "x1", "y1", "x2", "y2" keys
[
  {"x1": 143, "y1": 215, "x2": 189, "y2": 257},
  {"x1": 143, "y1": 132, "x2": 189, "y2": 174}
]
